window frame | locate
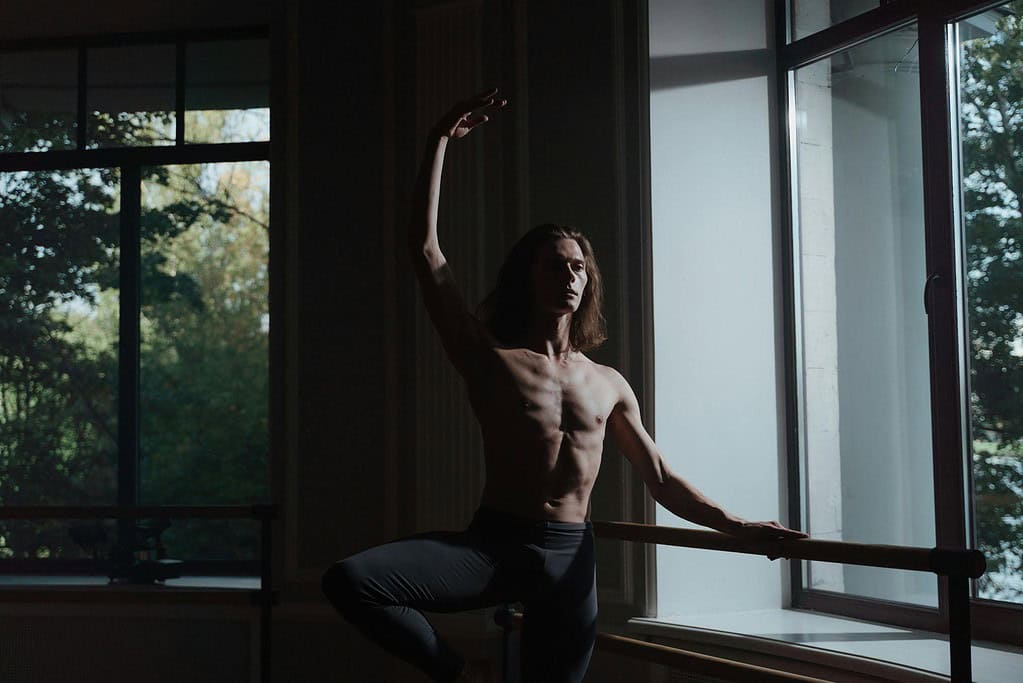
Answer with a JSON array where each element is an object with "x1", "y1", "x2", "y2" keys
[
  {"x1": 0, "y1": 26, "x2": 273, "y2": 576},
  {"x1": 777, "y1": 0, "x2": 1023, "y2": 645}
]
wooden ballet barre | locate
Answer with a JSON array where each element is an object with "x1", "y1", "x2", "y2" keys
[
  {"x1": 497, "y1": 523, "x2": 984, "y2": 682},
  {"x1": 590, "y1": 521, "x2": 986, "y2": 579},
  {"x1": 581, "y1": 520, "x2": 984, "y2": 683}
]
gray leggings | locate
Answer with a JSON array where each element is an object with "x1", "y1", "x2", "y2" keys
[{"x1": 322, "y1": 505, "x2": 597, "y2": 682}]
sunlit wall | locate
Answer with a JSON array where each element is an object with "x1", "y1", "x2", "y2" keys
[{"x1": 649, "y1": 0, "x2": 787, "y2": 616}]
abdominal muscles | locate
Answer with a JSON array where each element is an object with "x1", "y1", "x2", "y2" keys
[{"x1": 479, "y1": 427, "x2": 604, "y2": 520}]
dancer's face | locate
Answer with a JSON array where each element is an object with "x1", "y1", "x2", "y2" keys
[{"x1": 530, "y1": 238, "x2": 587, "y2": 316}]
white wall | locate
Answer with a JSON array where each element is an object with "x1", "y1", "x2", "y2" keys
[{"x1": 648, "y1": 0, "x2": 789, "y2": 616}]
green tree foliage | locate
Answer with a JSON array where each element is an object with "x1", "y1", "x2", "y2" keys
[
  {"x1": 138, "y1": 162, "x2": 269, "y2": 560},
  {"x1": 0, "y1": 160, "x2": 121, "y2": 559},
  {"x1": 0, "y1": 103, "x2": 268, "y2": 563},
  {"x1": 960, "y1": 2, "x2": 1023, "y2": 600}
]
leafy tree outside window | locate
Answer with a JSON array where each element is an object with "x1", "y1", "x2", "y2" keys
[
  {"x1": 0, "y1": 33, "x2": 269, "y2": 567},
  {"x1": 958, "y1": 1, "x2": 1023, "y2": 604}
]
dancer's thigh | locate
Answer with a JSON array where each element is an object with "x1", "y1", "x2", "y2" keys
[
  {"x1": 329, "y1": 528, "x2": 526, "y2": 614},
  {"x1": 519, "y1": 536, "x2": 597, "y2": 682},
  {"x1": 519, "y1": 586, "x2": 597, "y2": 682}
]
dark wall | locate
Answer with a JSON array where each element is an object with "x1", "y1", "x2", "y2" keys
[
  {"x1": 527, "y1": 3, "x2": 621, "y2": 291},
  {"x1": 0, "y1": 0, "x2": 271, "y2": 40},
  {"x1": 292, "y1": 1, "x2": 395, "y2": 570}
]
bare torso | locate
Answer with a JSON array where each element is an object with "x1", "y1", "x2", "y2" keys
[
  {"x1": 462, "y1": 342, "x2": 622, "y2": 523},
  {"x1": 407, "y1": 92, "x2": 804, "y2": 546}
]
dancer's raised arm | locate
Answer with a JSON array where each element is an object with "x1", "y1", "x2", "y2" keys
[{"x1": 407, "y1": 88, "x2": 507, "y2": 372}]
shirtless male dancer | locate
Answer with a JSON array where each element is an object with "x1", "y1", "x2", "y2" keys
[{"x1": 322, "y1": 88, "x2": 807, "y2": 683}]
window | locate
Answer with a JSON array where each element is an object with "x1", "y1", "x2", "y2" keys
[
  {"x1": 0, "y1": 29, "x2": 270, "y2": 571},
  {"x1": 87, "y1": 43, "x2": 177, "y2": 148},
  {"x1": 954, "y1": 2, "x2": 1023, "y2": 606},
  {"x1": 789, "y1": 0, "x2": 888, "y2": 42},
  {"x1": 0, "y1": 48, "x2": 78, "y2": 152},
  {"x1": 785, "y1": 0, "x2": 1023, "y2": 644},
  {"x1": 791, "y1": 24, "x2": 938, "y2": 607}
]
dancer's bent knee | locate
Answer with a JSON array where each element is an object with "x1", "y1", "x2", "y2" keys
[{"x1": 321, "y1": 560, "x2": 366, "y2": 619}]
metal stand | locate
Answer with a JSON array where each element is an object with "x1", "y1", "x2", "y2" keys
[
  {"x1": 493, "y1": 604, "x2": 516, "y2": 683},
  {"x1": 948, "y1": 573, "x2": 972, "y2": 683}
]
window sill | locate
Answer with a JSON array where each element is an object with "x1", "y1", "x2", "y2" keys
[
  {"x1": 0, "y1": 575, "x2": 262, "y2": 603},
  {"x1": 626, "y1": 609, "x2": 1022, "y2": 683}
]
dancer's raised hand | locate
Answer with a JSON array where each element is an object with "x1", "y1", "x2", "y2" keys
[{"x1": 433, "y1": 87, "x2": 508, "y2": 140}]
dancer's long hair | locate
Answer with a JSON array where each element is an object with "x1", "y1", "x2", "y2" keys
[{"x1": 477, "y1": 224, "x2": 607, "y2": 352}]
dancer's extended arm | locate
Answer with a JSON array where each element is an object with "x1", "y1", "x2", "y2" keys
[{"x1": 407, "y1": 88, "x2": 507, "y2": 372}]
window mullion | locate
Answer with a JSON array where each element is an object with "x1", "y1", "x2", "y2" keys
[
  {"x1": 77, "y1": 44, "x2": 86, "y2": 151},
  {"x1": 175, "y1": 38, "x2": 185, "y2": 145},
  {"x1": 118, "y1": 164, "x2": 141, "y2": 517},
  {"x1": 776, "y1": 0, "x2": 806, "y2": 610},
  {"x1": 917, "y1": 5, "x2": 969, "y2": 589}
]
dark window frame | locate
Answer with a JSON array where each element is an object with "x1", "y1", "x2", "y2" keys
[
  {"x1": 0, "y1": 26, "x2": 272, "y2": 577},
  {"x1": 777, "y1": 0, "x2": 1023, "y2": 646}
]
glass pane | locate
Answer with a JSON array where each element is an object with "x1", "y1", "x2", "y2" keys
[
  {"x1": 0, "y1": 519, "x2": 118, "y2": 561},
  {"x1": 139, "y1": 162, "x2": 269, "y2": 516},
  {"x1": 185, "y1": 39, "x2": 270, "y2": 144},
  {"x1": 87, "y1": 44, "x2": 176, "y2": 148},
  {"x1": 956, "y1": 2, "x2": 1023, "y2": 604},
  {"x1": 0, "y1": 49, "x2": 78, "y2": 152},
  {"x1": 791, "y1": 1, "x2": 882, "y2": 42},
  {"x1": 0, "y1": 167, "x2": 120, "y2": 556},
  {"x1": 0, "y1": 518, "x2": 259, "y2": 568},
  {"x1": 160, "y1": 518, "x2": 259, "y2": 562},
  {"x1": 793, "y1": 25, "x2": 937, "y2": 606}
]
